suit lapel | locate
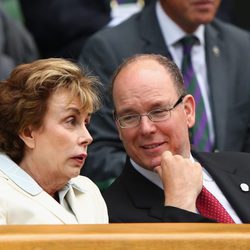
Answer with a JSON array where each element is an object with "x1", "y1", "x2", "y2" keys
[
  {"x1": 139, "y1": 2, "x2": 172, "y2": 58},
  {"x1": 33, "y1": 191, "x2": 78, "y2": 224},
  {"x1": 193, "y1": 151, "x2": 250, "y2": 222},
  {"x1": 64, "y1": 186, "x2": 96, "y2": 223},
  {"x1": 122, "y1": 160, "x2": 164, "y2": 209},
  {"x1": 205, "y1": 21, "x2": 230, "y2": 149}
]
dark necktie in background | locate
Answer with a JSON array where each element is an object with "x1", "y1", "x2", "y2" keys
[
  {"x1": 196, "y1": 186, "x2": 235, "y2": 223},
  {"x1": 180, "y1": 36, "x2": 213, "y2": 152}
]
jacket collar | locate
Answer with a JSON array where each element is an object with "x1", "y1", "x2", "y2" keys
[
  {"x1": 122, "y1": 158, "x2": 164, "y2": 208},
  {"x1": 192, "y1": 150, "x2": 250, "y2": 223},
  {"x1": 0, "y1": 153, "x2": 85, "y2": 196},
  {"x1": 0, "y1": 153, "x2": 42, "y2": 195}
]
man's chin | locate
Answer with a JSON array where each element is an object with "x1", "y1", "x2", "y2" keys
[{"x1": 150, "y1": 158, "x2": 161, "y2": 169}]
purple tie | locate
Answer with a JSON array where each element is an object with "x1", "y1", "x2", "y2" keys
[{"x1": 180, "y1": 36, "x2": 212, "y2": 152}]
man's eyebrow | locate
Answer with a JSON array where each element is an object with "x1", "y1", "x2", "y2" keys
[
  {"x1": 119, "y1": 101, "x2": 171, "y2": 114},
  {"x1": 117, "y1": 108, "x2": 138, "y2": 115}
]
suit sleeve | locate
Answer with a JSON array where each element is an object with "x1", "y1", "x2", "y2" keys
[{"x1": 150, "y1": 205, "x2": 216, "y2": 222}]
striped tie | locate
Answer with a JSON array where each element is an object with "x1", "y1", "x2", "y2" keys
[{"x1": 180, "y1": 36, "x2": 212, "y2": 152}]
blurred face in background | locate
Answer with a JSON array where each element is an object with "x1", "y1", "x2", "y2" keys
[{"x1": 160, "y1": 0, "x2": 221, "y2": 33}]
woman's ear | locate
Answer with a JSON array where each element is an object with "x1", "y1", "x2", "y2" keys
[
  {"x1": 19, "y1": 126, "x2": 36, "y2": 149},
  {"x1": 183, "y1": 94, "x2": 196, "y2": 129}
]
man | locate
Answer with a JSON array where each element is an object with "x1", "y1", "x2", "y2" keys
[
  {"x1": 103, "y1": 54, "x2": 250, "y2": 223},
  {"x1": 79, "y1": 0, "x2": 250, "y2": 188}
]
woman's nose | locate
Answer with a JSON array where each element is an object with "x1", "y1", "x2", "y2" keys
[{"x1": 78, "y1": 126, "x2": 93, "y2": 145}]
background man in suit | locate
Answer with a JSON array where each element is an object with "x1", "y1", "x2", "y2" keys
[
  {"x1": 103, "y1": 54, "x2": 250, "y2": 223},
  {"x1": 79, "y1": 0, "x2": 250, "y2": 189}
]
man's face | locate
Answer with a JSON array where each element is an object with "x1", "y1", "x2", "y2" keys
[
  {"x1": 160, "y1": 0, "x2": 221, "y2": 33},
  {"x1": 113, "y1": 59, "x2": 195, "y2": 171}
]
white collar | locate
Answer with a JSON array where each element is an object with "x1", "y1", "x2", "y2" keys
[
  {"x1": 131, "y1": 158, "x2": 163, "y2": 189},
  {"x1": 0, "y1": 153, "x2": 85, "y2": 196}
]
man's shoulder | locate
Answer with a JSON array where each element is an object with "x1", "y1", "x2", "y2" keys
[
  {"x1": 103, "y1": 175, "x2": 124, "y2": 197},
  {"x1": 83, "y1": 2, "x2": 156, "y2": 44},
  {"x1": 208, "y1": 18, "x2": 250, "y2": 39},
  {"x1": 194, "y1": 151, "x2": 250, "y2": 167}
]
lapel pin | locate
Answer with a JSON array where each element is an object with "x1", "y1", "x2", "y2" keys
[
  {"x1": 240, "y1": 183, "x2": 249, "y2": 192},
  {"x1": 212, "y1": 46, "x2": 220, "y2": 57}
]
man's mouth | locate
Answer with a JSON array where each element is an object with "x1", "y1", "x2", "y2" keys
[{"x1": 142, "y1": 142, "x2": 164, "y2": 150}]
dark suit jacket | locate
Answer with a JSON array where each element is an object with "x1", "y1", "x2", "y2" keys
[
  {"x1": 103, "y1": 151, "x2": 250, "y2": 223},
  {"x1": 79, "y1": 1, "x2": 250, "y2": 183}
]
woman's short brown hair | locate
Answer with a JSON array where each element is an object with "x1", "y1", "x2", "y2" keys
[{"x1": 0, "y1": 58, "x2": 102, "y2": 164}]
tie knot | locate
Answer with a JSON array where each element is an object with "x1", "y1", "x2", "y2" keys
[{"x1": 180, "y1": 36, "x2": 199, "y2": 54}]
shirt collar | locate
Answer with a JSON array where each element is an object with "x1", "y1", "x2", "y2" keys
[
  {"x1": 58, "y1": 180, "x2": 86, "y2": 204},
  {"x1": 131, "y1": 158, "x2": 163, "y2": 189},
  {"x1": 156, "y1": 1, "x2": 205, "y2": 47},
  {"x1": 0, "y1": 153, "x2": 85, "y2": 196},
  {"x1": 0, "y1": 153, "x2": 42, "y2": 195}
]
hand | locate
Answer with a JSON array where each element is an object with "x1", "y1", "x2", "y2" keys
[{"x1": 154, "y1": 151, "x2": 203, "y2": 213}]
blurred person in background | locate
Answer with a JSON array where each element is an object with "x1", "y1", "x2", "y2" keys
[
  {"x1": 79, "y1": 0, "x2": 250, "y2": 190},
  {"x1": 19, "y1": 0, "x2": 111, "y2": 59},
  {"x1": 0, "y1": 3, "x2": 38, "y2": 79}
]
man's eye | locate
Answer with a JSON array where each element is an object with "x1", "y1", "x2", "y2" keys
[
  {"x1": 151, "y1": 109, "x2": 168, "y2": 117},
  {"x1": 122, "y1": 115, "x2": 138, "y2": 122}
]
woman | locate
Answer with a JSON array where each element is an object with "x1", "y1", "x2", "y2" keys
[{"x1": 0, "y1": 58, "x2": 108, "y2": 224}]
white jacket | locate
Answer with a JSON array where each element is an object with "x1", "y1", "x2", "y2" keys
[{"x1": 0, "y1": 154, "x2": 108, "y2": 224}]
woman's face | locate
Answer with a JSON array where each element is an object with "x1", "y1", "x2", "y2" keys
[{"x1": 20, "y1": 89, "x2": 93, "y2": 187}]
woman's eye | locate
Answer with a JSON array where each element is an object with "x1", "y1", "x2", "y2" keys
[{"x1": 66, "y1": 117, "x2": 76, "y2": 125}]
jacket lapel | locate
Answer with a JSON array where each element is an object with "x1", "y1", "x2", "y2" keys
[
  {"x1": 123, "y1": 159, "x2": 164, "y2": 209},
  {"x1": 33, "y1": 191, "x2": 78, "y2": 224},
  {"x1": 205, "y1": 20, "x2": 230, "y2": 149},
  {"x1": 139, "y1": 2, "x2": 171, "y2": 58},
  {"x1": 193, "y1": 151, "x2": 250, "y2": 222},
  {"x1": 64, "y1": 186, "x2": 97, "y2": 223}
]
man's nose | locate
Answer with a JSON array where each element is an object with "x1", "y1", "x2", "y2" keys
[{"x1": 139, "y1": 115, "x2": 156, "y2": 134}]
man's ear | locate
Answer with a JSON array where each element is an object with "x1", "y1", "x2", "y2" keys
[
  {"x1": 19, "y1": 126, "x2": 36, "y2": 149},
  {"x1": 183, "y1": 94, "x2": 196, "y2": 128}
]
